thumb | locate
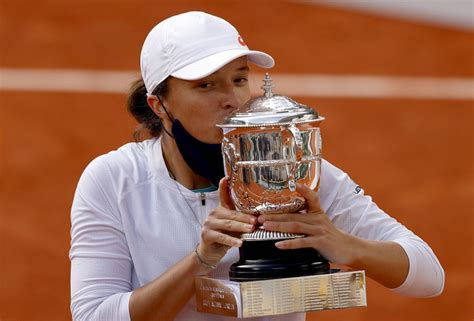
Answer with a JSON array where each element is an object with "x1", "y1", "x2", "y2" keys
[
  {"x1": 218, "y1": 177, "x2": 235, "y2": 210},
  {"x1": 296, "y1": 183, "x2": 322, "y2": 213}
]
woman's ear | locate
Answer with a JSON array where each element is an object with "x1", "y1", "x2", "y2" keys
[{"x1": 147, "y1": 95, "x2": 166, "y2": 118}]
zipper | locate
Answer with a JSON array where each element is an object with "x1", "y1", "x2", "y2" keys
[{"x1": 200, "y1": 192, "x2": 206, "y2": 206}]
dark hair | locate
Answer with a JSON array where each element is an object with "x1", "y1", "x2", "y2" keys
[{"x1": 126, "y1": 78, "x2": 169, "y2": 141}]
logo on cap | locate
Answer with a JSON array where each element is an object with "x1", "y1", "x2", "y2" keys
[{"x1": 237, "y1": 35, "x2": 246, "y2": 46}]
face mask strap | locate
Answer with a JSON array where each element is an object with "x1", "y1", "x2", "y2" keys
[
  {"x1": 157, "y1": 96, "x2": 175, "y2": 122},
  {"x1": 153, "y1": 94, "x2": 175, "y2": 138}
]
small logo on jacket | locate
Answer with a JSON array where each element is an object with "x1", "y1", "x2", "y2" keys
[{"x1": 354, "y1": 186, "x2": 362, "y2": 194}]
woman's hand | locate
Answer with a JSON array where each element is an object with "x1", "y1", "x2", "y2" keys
[
  {"x1": 258, "y1": 183, "x2": 355, "y2": 265},
  {"x1": 197, "y1": 178, "x2": 256, "y2": 267}
]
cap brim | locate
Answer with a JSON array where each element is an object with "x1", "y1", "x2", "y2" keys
[{"x1": 171, "y1": 49, "x2": 275, "y2": 80}]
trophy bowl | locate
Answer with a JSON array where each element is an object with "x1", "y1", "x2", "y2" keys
[{"x1": 218, "y1": 74, "x2": 329, "y2": 281}]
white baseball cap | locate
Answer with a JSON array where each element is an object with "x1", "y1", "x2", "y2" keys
[{"x1": 140, "y1": 11, "x2": 275, "y2": 94}]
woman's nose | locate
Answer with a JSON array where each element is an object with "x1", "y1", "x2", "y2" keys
[
  {"x1": 221, "y1": 86, "x2": 248, "y2": 111},
  {"x1": 221, "y1": 90, "x2": 239, "y2": 110}
]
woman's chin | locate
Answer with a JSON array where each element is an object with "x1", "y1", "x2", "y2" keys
[{"x1": 208, "y1": 131, "x2": 224, "y2": 144}]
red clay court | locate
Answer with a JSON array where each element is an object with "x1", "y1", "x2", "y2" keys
[{"x1": 0, "y1": 1, "x2": 472, "y2": 320}]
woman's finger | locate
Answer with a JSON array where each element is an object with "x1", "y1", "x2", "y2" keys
[
  {"x1": 258, "y1": 212, "x2": 316, "y2": 224},
  {"x1": 296, "y1": 183, "x2": 322, "y2": 213},
  {"x1": 262, "y1": 220, "x2": 313, "y2": 235},
  {"x1": 201, "y1": 229, "x2": 243, "y2": 247},
  {"x1": 210, "y1": 207, "x2": 256, "y2": 225},
  {"x1": 275, "y1": 237, "x2": 314, "y2": 250},
  {"x1": 218, "y1": 177, "x2": 235, "y2": 210},
  {"x1": 204, "y1": 217, "x2": 255, "y2": 233}
]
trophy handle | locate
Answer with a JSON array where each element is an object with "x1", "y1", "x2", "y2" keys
[
  {"x1": 286, "y1": 125, "x2": 305, "y2": 192},
  {"x1": 287, "y1": 125, "x2": 304, "y2": 161},
  {"x1": 222, "y1": 138, "x2": 240, "y2": 176}
]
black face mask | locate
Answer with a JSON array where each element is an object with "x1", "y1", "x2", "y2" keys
[{"x1": 171, "y1": 119, "x2": 225, "y2": 187}]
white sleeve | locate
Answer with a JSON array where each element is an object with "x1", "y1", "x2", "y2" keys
[
  {"x1": 69, "y1": 156, "x2": 132, "y2": 321},
  {"x1": 319, "y1": 160, "x2": 445, "y2": 297}
]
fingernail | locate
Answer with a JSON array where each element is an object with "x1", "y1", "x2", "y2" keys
[
  {"x1": 235, "y1": 240, "x2": 243, "y2": 247},
  {"x1": 275, "y1": 242, "x2": 284, "y2": 249}
]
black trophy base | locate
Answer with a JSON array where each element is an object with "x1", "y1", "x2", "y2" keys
[{"x1": 229, "y1": 239, "x2": 329, "y2": 282}]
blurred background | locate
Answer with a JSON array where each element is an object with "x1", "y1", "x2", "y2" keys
[{"x1": 0, "y1": 0, "x2": 472, "y2": 320}]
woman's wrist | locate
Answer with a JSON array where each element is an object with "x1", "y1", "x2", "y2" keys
[{"x1": 193, "y1": 244, "x2": 217, "y2": 275}]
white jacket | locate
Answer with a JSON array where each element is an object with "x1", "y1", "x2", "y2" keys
[{"x1": 70, "y1": 138, "x2": 444, "y2": 321}]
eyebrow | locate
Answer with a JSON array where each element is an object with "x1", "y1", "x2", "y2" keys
[{"x1": 236, "y1": 66, "x2": 250, "y2": 72}]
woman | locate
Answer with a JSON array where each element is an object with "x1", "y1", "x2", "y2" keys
[{"x1": 70, "y1": 11, "x2": 444, "y2": 321}]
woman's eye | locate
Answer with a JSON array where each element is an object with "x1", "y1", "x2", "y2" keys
[
  {"x1": 235, "y1": 77, "x2": 248, "y2": 84},
  {"x1": 198, "y1": 82, "x2": 213, "y2": 89}
]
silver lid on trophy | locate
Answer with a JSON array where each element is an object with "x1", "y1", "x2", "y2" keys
[{"x1": 218, "y1": 73, "x2": 324, "y2": 127}]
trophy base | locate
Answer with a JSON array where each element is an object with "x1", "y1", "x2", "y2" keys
[
  {"x1": 229, "y1": 239, "x2": 329, "y2": 282},
  {"x1": 196, "y1": 270, "x2": 367, "y2": 318}
]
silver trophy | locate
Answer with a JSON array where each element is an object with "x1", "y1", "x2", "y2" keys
[
  {"x1": 194, "y1": 75, "x2": 366, "y2": 318},
  {"x1": 218, "y1": 74, "x2": 329, "y2": 281}
]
